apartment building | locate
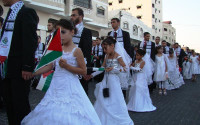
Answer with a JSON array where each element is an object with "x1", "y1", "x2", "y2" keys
[{"x1": 162, "y1": 21, "x2": 176, "y2": 45}]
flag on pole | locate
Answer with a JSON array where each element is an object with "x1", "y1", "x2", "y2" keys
[
  {"x1": 35, "y1": 28, "x2": 62, "y2": 91},
  {"x1": 34, "y1": 28, "x2": 62, "y2": 72}
]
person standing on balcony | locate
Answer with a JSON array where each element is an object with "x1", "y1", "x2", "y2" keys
[
  {"x1": 45, "y1": 18, "x2": 58, "y2": 49},
  {"x1": 108, "y1": 18, "x2": 133, "y2": 100},
  {"x1": 0, "y1": 0, "x2": 38, "y2": 124},
  {"x1": 71, "y1": 8, "x2": 92, "y2": 95}
]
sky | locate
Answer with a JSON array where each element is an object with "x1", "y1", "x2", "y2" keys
[{"x1": 163, "y1": 0, "x2": 200, "y2": 52}]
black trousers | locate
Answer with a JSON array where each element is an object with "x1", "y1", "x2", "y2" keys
[{"x1": 2, "y1": 78, "x2": 31, "y2": 125}]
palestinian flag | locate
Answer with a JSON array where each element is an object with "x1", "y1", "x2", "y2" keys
[
  {"x1": 34, "y1": 28, "x2": 62, "y2": 72},
  {"x1": 36, "y1": 70, "x2": 54, "y2": 92}
]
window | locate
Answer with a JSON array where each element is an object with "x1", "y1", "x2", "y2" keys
[
  {"x1": 155, "y1": 8, "x2": 157, "y2": 13},
  {"x1": 119, "y1": 0, "x2": 123, "y2": 3},
  {"x1": 159, "y1": 20, "x2": 160, "y2": 22},
  {"x1": 123, "y1": 22, "x2": 129, "y2": 29},
  {"x1": 136, "y1": 5, "x2": 142, "y2": 9},
  {"x1": 165, "y1": 36, "x2": 168, "y2": 39},
  {"x1": 159, "y1": 29, "x2": 161, "y2": 32},
  {"x1": 152, "y1": 4, "x2": 155, "y2": 8},
  {"x1": 152, "y1": 25, "x2": 155, "y2": 29},
  {"x1": 158, "y1": 1, "x2": 160, "y2": 4},
  {"x1": 152, "y1": 14, "x2": 155, "y2": 18},
  {"x1": 159, "y1": 10, "x2": 161, "y2": 13},
  {"x1": 97, "y1": 7, "x2": 105, "y2": 16},
  {"x1": 155, "y1": 28, "x2": 157, "y2": 33},
  {"x1": 137, "y1": 15, "x2": 142, "y2": 19},
  {"x1": 133, "y1": 25, "x2": 138, "y2": 36},
  {"x1": 155, "y1": 0, "x2": 157, "y2": 3},
  {"x1": 109, "y1": 2, "x2": 112, "y2": 6},
  {"x1": 155, "y1": 18, "x2": 157, "y2": 23},
  {"x1": 169, "y1": 29, "x2": 171, "y2": 34},
  {"x1": 152, "y1": 36, "x2": 155, "y2": 40},
  {"x1": 74, "y1": 0, "x2": 91, "y2": 9},
  {"x1": 164, "y1": 28, "x2": 168, "y2": 31}
]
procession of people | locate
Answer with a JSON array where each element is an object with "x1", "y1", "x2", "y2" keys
[{"x1": 0, "y1": 0, "x2": 200, "y2": 125}]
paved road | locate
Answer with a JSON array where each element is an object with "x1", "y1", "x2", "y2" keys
[{"x1": 1, "y1": 76, "x2": 200, "y2": 125}]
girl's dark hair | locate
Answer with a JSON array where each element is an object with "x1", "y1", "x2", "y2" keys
[
  {"x1": 102, "y1": 36, "x2": 117, "y2": 45},
  {"x1": 136, "y1": 49, "x2": 146, "y2": 56},
  {"x1": 155, "y1": 45, "x2": 162, "y2": 54},
  {"x1": 56, "y1": 19, "x2": 77, "y2": 34},
  {"x1": 169, "y1": 48, "x2": 174, "y2": 54}
]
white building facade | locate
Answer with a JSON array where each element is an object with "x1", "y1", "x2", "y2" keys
[{"x1": 0, "y1": 0, "x2": 109, "y2": 43}]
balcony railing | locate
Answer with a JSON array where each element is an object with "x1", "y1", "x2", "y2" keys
[{"x1": 24, "y1": 0, "x2": 64, "y2": 8}]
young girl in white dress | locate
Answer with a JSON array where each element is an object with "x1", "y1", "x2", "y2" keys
[
  {"x1": 182, "y1": 56, "x2": 192, "y2": 80},
  {"x1": 190, "y1": 50, "x2": 200, "y2": 81},
  {"x1": 21, "y1": 19, "x2": 102, "y2": 125},
  {"x1": 127, "y1": 49, "x2": 156, "y2": 112},
  {"x1": 154, "y1": 46, "x2": 168, "y2": 95},
  {"x1": 91, "y1": 37, "x2": 134, "y2": 125},
  {"x1": 166, "y1": 49, "x2": 184, "y2": 90}
]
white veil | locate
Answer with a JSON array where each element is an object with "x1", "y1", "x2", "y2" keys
[{"x1": 115, "y1": 41, "x2": 132, "y2": 89}]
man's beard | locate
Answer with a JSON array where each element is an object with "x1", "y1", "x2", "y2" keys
[{"x1": 73, "y1": 18, "x2": 80, "y2": 25}]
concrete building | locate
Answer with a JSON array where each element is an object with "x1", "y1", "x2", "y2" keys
[
  {"x1": 108, "y1": 0, "x2": 163, "y2": 42},
  {"x1": 107, "y1": 10, "x2": 152, "y2": 45},
  {"x1": 162, "y1": 21, "x2": 176, "y2": 45},
  {"x1": 0, "y1": 0, "x2": 109, "y2": 42}
]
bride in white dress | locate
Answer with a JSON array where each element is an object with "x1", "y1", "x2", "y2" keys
[
  {"x1": 90, "y1": 37, "x2": 134, "y2": 125},
  {"x1": 127, "y1": 49, "x2": 156, "y2": 112},
  {"x1": 21, "y1": 19, "x2": 101, "y2": 125}
]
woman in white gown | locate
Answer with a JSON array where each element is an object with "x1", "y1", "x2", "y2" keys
[
  {"x1": 21, "y1": 19, "x2": 101, "y2": 125},
  {"x1": 127, "y1": 49, "x2": 156, "y2": 112},
  {"x1": 190, "y1": 51, "x2": 200, "y2": 81},
  {"x1": 166, "y1": 49, "x2": 184, "y2": 90},
  {"x1": 90, "y1": 37, "x2": 134, "y2": 125}
]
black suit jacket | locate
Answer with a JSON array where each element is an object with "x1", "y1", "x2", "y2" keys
[
  {"x1": 178, "y1": 49, "x2": 187, "y2": 68},
  {"x1": 78, "y1": 28, "x2": 92, "y2": 74},
  {"x1": 108, "y1": 30, "x2": 133, "y2": 58},
  {"x1": 138, "y1": 41, "x2": 156, "y2": 61},
  {"x1": 5, "y1": 6, "x2": 38, "y2": 78}
]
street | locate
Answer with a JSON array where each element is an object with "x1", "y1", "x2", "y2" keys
[{"x1": 0, "y1": 76, "x2": 200, "y2": 125}]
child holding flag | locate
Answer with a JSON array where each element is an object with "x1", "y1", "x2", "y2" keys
[{"x1": 21, "y1": 19, "x2": 101, "y2": 125}]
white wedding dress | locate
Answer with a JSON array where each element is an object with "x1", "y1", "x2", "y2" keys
[
  {"x1": 127, "y1": 61, "x2": 156, "y2": 112},
  {"x1": 166, "y1": 57, "x2": 184, "y2": 90},
  {"x1": 94, "y1": 56, "x2": 134, "y2": 125},
  {"x1": 21, "y1": 47, "x2": 102, "y2": 125}
]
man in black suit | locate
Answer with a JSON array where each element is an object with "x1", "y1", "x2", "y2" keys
[
  {"x1": 138, "y1": 32, "x2": 156, "y2": 93},
  {"x1": 138, "y1": 32, "x2": 156, "y2": 61},
  {"x1": 174, "y1": 43, "x2": 187, "y2": 70},
  {"x1": 0, "y1": 0, "x2": 38, "y2": 124},
  {"x1": 71, "y1": 8, "x2": 92, "y2": 94},
  {"x1": 108, "y1": 18, "x2": 133, "y2": 58},
  {"x1": 108, "y1": 18, "x2": 133, "y2": 99}
]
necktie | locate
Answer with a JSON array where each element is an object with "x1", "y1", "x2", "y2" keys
[
  {"x1": 163, "y1": 47, "x2": 166, "y2": 54},
  {"x1": 93, "y1": 46, "x2": 96, "y2": 55},
  {"x1": 97, "y1": 45, "x2": 99, "y2": 56},
  {"x1": 143, "y1": 41, "x2": 147, "y2": 50},
  {"x1": 0, "y1": 8, "x2": 12, "y2": 40},
  {"x1": 114, "y1": 32, "x2": 117, "y2": 40}
]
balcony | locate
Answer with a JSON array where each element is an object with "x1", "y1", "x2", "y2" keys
[{"x1": 24, "y1": 0, "x2": 65, "y2": 14}]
